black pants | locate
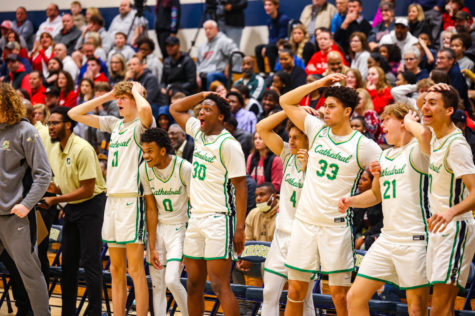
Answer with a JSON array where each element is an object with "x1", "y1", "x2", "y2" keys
[
  {"x1": 254, "y1": 43, "x2": 278, "y2": 74},
  {"x1": 61, "y1": 193, "x2": 106, "y2": 316},
  {"x1": 38, "y1": 196, "x2": 59, "y2": 286},
  {"x1": 155, "y1": 29, "x2": 171, "y2": 58}
]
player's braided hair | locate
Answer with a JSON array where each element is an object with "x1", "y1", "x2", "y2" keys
[{"x1": 141, "y1": 127, "x2": 173, "y2": 154}]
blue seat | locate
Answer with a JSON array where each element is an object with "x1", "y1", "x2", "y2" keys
[{"x1": 463, "y1": 262, "x2": 475, "y2": 310}]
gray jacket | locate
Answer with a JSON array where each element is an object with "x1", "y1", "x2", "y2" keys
[
  {"x1": 196, "y1": 32, "x2": 240, "y2": 74},
  {"x1": 0, "y1": 120, "x2": 51, "y2": 214}
]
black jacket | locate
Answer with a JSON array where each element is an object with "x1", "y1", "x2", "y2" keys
[
  {"x1": 181, "y1": 138, "x2": 194, "y2": 163},
  {"x1": 334, "y1": 18, "x2": 372, "y2": 54},
  {"x1": 135, "y1": 68, "x2": 161, "y2": 105},
  {"x1": 161, "y1": 52, "x2": 197, "y2": 95},
  {"x1": 224, "y1": 0, "x2": 248, "y2": 27},
  {"x1": 155, "y1": 0, "x2": 181, "y2": 32}
]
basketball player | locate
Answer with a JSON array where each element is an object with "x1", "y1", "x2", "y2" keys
[
  {"x1": 170, "y1": 92, "x2": 247, "y2": 316},
  {"x1": 280, "y1": 74, "x2": 381, "y2": 315},
  {"x1": 68, "y1": 81, "x2": 154, "y2": 316},
  {"x1": 339, "y1": 103, "x2": 430, "y2": 315},
  {"x1": 256, "y1": 109, "x2": 316, "y2": 315},
  {"x1": 404, "y1": 84, "x2": 475, "y2": 315}
]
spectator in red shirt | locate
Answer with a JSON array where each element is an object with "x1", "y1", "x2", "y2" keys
[
  {"x1": 246, "y1": 131, "x2": 283, "y2": 192},
  {"x1": 30, "y1": 32, "x2": 54, "y2": 79},
  {"x1": 29, "y1": 70, "x2": 46, "y2": 105},
  {"x1": 365, "y1": 66, "x2": 393, "y2": 114},
  {"x1": 306, "y1": 27, "x2": 346, "y2": 75},
  {"x1": 442, "y1": 0, "x2": 472, "y2": 30},
  {"x1": 83, "y1": 57, "x2": 108, "y2": 83},
  {"x1": 57, "y1": 70, "x2": 77, "y2": 108}
]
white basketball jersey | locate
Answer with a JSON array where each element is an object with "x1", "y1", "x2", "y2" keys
[
  {"x1": 107, "y1": 119, "x2": 143, "y2": 195},
  {"x1": 277, "y1": 143, "x2": 305, "y2": 235},
  {"x1": 297, "y1": 116, "x2": 381, "y2": 227},
  {"x1": 141, "y1": 156, "x2": 191, "y2": 224},
  {"x1": 186, "y1": 118, "x2": 246, "y2": 215},
  {"x1": 379, "y1": 139, "x2": 430, "y2": 244},
  {"x1": 429, "y1": 129, "x2": 475, "y2": 222}
]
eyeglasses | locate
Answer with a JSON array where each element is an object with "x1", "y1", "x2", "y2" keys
[
  {"x1": 46, "y1": 121, "x2": 64, "y2": 126},
  {"x1": 404, "y1": 57, "x2": 416, "y2": 61}
]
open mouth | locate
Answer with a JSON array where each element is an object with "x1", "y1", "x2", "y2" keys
[{"x1": 200, "y1": 119, "x2": 205, "y2": 127}]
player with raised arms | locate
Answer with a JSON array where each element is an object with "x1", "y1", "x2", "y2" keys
[
  {"x1": 170, "y1": 92, "x2": 247, "y2": 316},
  {"x1": 403, "y1": 84, "x2": 475, "y2": 315},
  {"x1": 68, "y1": 81, "x2": 154, "y2": 316},
  {"x1": 256, "y1": 109, "x2": 316, "y2": 315},
  {"x1": 339, "y1": 102, "x2": 431, "y2": 315},
  {"x1": 279, "y1": 74, "x2": 381, "y2": 316}
]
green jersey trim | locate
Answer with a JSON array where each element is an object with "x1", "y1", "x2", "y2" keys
[
  {"x1": 444, "y1": 221, "x2": 460, "y2": 282},
  {"x1": 328, "y1": 129, "x2": 359, "y2": 146},
  {"x1": 310, "y1": 126, "x2": 326, "y2": 149},
  {"x1": 409, "y1": 147, "x2": 428, "y2": 175},
  {"x1": 152, "y1": 156, "x2": 177, "y2": 183},
  {"x1": 178, "y1": 158, "x2": 186, "y2": 186},
  {"x1": 200, "y1": 130, "x2": 232, "y2": 145},
  {"x1": 355, "y1": 133, "x2": 365, "y2": 170},
  {"x1": 432, "y1": 132, "x2": 463, "y2": 152},
  {"x1": 357, "y1": 273, "x2": 430, "y2": 290},
  {"x1": 264, "y1": 267, "x2": 288, "y2": 279},
  {"x1": 117, "y1": 118, "x2": 140, "y2": 135},
  {"x1": 320, "y1": 267, "x2": 355, "y2": 274},
  {"x1": 285, "y1": 263, "x2": 318, "y2": 274}
]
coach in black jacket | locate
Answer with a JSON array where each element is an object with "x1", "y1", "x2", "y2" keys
[{"x1": 161, "y1": 36, "x2": 197, "y2": 98}]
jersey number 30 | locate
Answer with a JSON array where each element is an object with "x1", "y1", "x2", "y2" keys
[{"x1": 192, "y1": 162, "x2": 206, "y2": 180}]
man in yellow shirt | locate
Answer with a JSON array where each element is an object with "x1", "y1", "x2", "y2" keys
[{"x1": 40, "y1": 106, "x2": 106, "y2": 316}]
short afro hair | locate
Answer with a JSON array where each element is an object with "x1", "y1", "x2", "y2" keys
[
  {"x1": 51, "y1": 106, "x2": 77, "y2": 131},
  {"x1": 141, "y1": 127, "x2": 173, "y2": 154},
  {"x1": 226, "y1": 91, "x2": 244, "y2": 107},
  {"x1": 322, "y1": 86, "x2": 360, "y2": 113},
  {"x1": 205, "y1": 93, "x2": 231, "y2": 121}
]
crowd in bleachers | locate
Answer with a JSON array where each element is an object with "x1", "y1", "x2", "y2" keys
[{"x1": 1, "y1": 0, "x2": 475, "y2": 314}]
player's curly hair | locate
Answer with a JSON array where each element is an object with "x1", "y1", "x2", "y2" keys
[
  {"x1": 113, "y1": 81, "x2": 147, "y2": 99},
  {"x1": 0, "y1": 83, "x2": 25, "y2": 125},
  {"x1": 141, "y1": 127, "x2": 172, "y2": 154},
  {"x1": 205, "y1": 93, "x2": 231, "y2": 121},
  {"x1": 323, "y1": 86, "x2": 360, "y2": 114}
]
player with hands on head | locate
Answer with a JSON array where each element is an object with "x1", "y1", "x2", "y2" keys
[
  {"x1": 339, "y1": 102, "x2": 431, "y2": 316},
  {"x1": 403, "y1": 83, "x2": 475, "y2": 315},
  {"x1": 68, "y1": 80, "x2": 154, "y2": 316},
  {"x1": 170, "y1": 91, "x2": 247, "y2": 316},
  {"x1": 256, "y1": 107, "x2": 314, "y2": 315},
  {"x1": 280, "y1": 73, "x2": 381, "y2": 316}
]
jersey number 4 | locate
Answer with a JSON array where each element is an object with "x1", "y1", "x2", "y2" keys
[{"x1": 192, "y1": 162, "x2": 207, "y2": 180}]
